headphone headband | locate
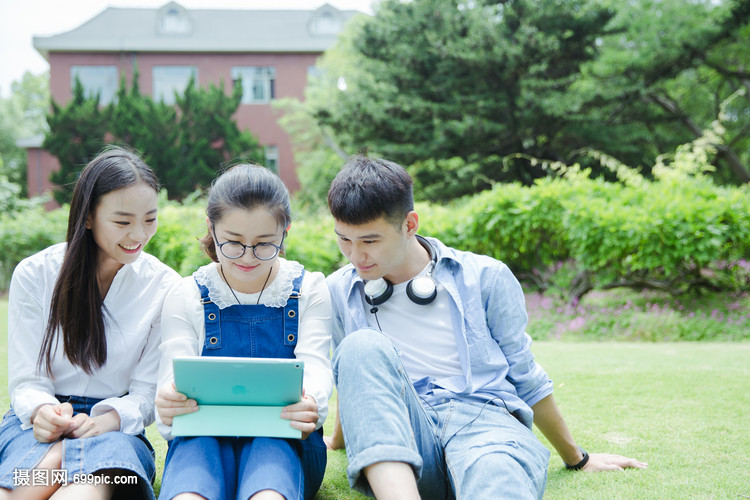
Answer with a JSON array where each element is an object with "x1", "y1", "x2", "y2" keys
[{"x1": 416, "y1": 235, "x2": 437, "y2": 265}]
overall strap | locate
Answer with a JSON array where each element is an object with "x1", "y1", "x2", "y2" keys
[
  {"x1": 282, "y1": 270, "x2": 305, "y2": 347},
  {"x1": 194, "y1": 276, "x2": 222, "y2": 352}
]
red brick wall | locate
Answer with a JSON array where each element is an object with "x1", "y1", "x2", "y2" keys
[
  {"x1": 25, "y1": 147, "x2": 61, "y2": 210},
  {"x1": 33, "y1": 50, "x2": 319, "y2": 201}
]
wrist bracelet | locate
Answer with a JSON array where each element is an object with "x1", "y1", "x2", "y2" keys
[{"x1": 565, "y1": 447, "x2": 589, "y2": 470}]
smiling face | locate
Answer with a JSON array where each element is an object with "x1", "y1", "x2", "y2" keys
[
  {"x1": 334, "y1": 212, "x2": 426, "y2": 285},
  {"x1": 211, "y1": 207, "x2": 285, "y2": 294},
  {"x1": 86, "y1": 181, "x2": 158, "y2": 277}
]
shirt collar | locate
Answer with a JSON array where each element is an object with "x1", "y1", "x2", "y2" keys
[{"x1": 341, "y1": 235, "x2": 462, "y2": 300}]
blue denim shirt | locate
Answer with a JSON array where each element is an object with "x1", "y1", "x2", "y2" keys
[{"x1": 327, "y1": 236, "x2": 553, "y2": 428}]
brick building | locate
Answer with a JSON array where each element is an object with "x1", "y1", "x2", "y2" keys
[{"x1": 25, "y1": 2, "x2": 361, "y2": 206}]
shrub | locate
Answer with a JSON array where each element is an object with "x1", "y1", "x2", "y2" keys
[
  {"x1": 421, "y1": 143, "x2": 750, "y2": 299},
  {"x1": 144, "y1": 197, "x2": 209, "y2": 276},
  {"x1": 285, "y1": 214, "x2": 346, "y2": 276},
  {"x1": 0, "y1": 206, "x2": 67, "y2": 289},
  {"x1": 561, "y1": 142, "x2": 750, "y2": 297},
  {"x1": 2, "y1": 136, "x2": 748, "y2": 300},
  {"x1": 416, "y1": 200, "x2": 464, "y2": 250},
  {"x1": 145, "y1": 195, "x2": 347, "y2": 278}
]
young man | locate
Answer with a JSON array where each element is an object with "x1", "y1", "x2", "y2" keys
[{"x1": 324, "y1": 156, "x2": 647, "y2": 499}]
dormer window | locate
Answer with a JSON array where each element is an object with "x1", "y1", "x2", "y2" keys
[
  {"x1": 309, "y1": 6, "x2": 343, "y2": 36},
  {"x1": 158, "y1": 2, "x2": 192, "y2": 35}
]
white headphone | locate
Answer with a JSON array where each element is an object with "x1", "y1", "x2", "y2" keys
[{"x1": 364, "y1": 235, "x2": 438, "y2": 307}]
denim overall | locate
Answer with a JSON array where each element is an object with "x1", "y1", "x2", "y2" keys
[
  {"x1": 0, "y1": 395, "x2": 156, "y2": 499},
  {"x1": 159, "y1": 271, "x2": 327, "y2": 500}
]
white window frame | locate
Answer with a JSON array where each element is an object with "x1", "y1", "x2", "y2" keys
[
  {"x1": 152, "y1": 66, "x2": 197, "y2": 105},
  {"x1": 70, "y1": 65, "x2": 118, "y2": 104},
  {"x1": 310, "y1": 10, "x2": 343, "y2": 36},
  {"x1": 160, "y1": 7, "x2": 191, "y2": 34},
  {"x1": 264, "y1": 145, "x2": 279, "y2": 174},
  {"x1": 231, "y1": 66, "x2": 276, "y2": 104}
]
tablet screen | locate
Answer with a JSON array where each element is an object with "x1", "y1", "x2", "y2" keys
[{"x1": 173, "y1": 356, "x2": 304, "y2": 406}]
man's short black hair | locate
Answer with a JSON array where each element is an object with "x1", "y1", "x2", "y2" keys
[{"x1": 328, "y1": 155, "x2": 414, "y2": 228}]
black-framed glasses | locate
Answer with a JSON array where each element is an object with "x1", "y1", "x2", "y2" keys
[{"x1": 211, "y1": 223, "x2": 284, "y2": 261}]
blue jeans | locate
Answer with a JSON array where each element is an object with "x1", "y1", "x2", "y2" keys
[
  {"x1": 159, "y1": 430, "x2": 326, "y2": 500},
  {"x1": 0, "y1": 397, "x2": 155, "y2": 499},
  {"x1": 160, "y1": 273, "x2": 325, "y2": 500},
  {"x1": 332, "y1": 329, "x2": 549, "y2": 499}
]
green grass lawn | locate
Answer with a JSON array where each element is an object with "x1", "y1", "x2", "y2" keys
[{"x1": 2, "y1": 298, "x2": 749, "y2": 499}]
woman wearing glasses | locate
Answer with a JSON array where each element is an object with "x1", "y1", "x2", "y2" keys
[{"x1": 155, "y1": 164, "x2": 333, "y2": 500}]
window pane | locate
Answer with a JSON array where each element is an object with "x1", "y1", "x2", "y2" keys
[
  {"x1": 153, "y1": 66, "x2": 197, "y2": 105},
  {"x1": 70, "y1": 66, "x2": 118, "y2": 104},
  {"x1": 310, "y1": 11, "x2": 343, "y2": 35},
  {"x1": 264, "y1": 145, "x2": 279, "y2": 173},
  {"x1": 231, "y1": 66, "x2": 276, "y2": 104}
]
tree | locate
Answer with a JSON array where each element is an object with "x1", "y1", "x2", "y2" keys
[
  {"x1": 310, "y1": 0, "x2": 616, "y2": 198},
  {"x1": 0, "y1": 71, "x2": 50, "y2": 194},
  {"x1": 44, "y1": 79, "x2": 110, "y2": 205},
  {"x1": 569, "y1": 0, "x2": 750, "y2": 184},
  {"x1": 43, "y1": 75, "x2": 264, "y2": 202},
  {"x1": 169, "y1": 78, "x2": 263, "y2": 199},
  {"x1": 305, "y1": 0, "x2": 750, "y2": 200},
  {"x1": 0, "y1": 102, "x2": 25, "y2": 188},
  {"x1": 108, "y1": 72, "x2": 179, "y2": 194},
  {"x1": 275, "y1": 97, "x2": 347, "y2": 212}
]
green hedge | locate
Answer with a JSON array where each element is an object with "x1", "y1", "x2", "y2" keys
[
  {"x1": 0, "y1": 206, "x2": 68, "y2": 290},
  {"x1": 451, "y1": 172, "x2": 750, "y2": 297},
  {"x1": 141, "y1": 195, "x2": 210, "y2": 276},
  {"x1": 145, "y1": 200, "x2": 347, "y2": 278},
  {"x1": 446, "y1": 145, "x2": 750, "y2": 297},
  {"x1": 2, "y1": 161, "x2": 748, "y2": 297}
]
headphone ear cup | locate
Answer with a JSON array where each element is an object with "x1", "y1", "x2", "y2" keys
[
  {"x1": 364, "y1": 278, "x2": 394, "y2": 306},
  {"x1": 406, "y1": 276, "x2": 437, "y2": 305}
]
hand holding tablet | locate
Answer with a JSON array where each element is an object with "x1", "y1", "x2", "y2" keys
[{"x1": 171, "y1": 356, "x2": 305, "y2": 438}]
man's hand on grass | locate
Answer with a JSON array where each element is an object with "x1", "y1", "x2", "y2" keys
[{"x1": 583, "y1": 453, "x2": 648, "y2": 471}]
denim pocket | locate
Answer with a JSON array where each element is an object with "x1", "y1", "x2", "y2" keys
[{"x1": 0, "y1": 409, "x2": 18, "y2": 448}]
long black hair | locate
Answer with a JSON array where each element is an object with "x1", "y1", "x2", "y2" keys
[{"x1": 38, "y1": 146, "x2": 159, "y2": 375}]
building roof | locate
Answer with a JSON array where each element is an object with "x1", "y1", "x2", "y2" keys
[{"x1": 34, "y1": 2, "x2": 363, "y2": 59}]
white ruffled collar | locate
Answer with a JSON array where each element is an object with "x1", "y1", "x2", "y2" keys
[{"x1": 193, "y1": 258, "x2": 303, "y2": 309}]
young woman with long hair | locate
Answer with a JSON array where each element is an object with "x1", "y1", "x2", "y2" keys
[{"x1": 0, "y1": 146, "x2": 179, "y2": 500}]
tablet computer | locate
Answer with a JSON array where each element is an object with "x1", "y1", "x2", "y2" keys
[{"x1": 171, "y1": 356, "x2": 304, "y2": 438}]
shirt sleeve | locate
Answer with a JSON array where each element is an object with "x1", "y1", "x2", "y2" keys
[
  {"x1": 7, "y1": 259, "x2": 60, "y2": 429},
  {"x1": 89, "y1": 312, "x2": 161, "y2": 434},
  {"x1": 90, "y1": 266, "x2": 180, "y2": 434},
  {"x1": 295, "y1": 271, "x2": 334, "y2": 429},
  {"x1": 326, "y1": 273, "x2": 348, "y2": 353},
  {"x1": 155, "y1": 277, "x2": 204, "y2": 440},
  {"x1": 485, "y1": 262, "x2": 553, "y2": 407}
]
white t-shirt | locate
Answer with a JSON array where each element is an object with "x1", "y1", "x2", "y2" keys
[
  {"x1": 364, "y1": 266, "x2": 463, "y2": 385},
  {"x1": 157, "y1": 258, "x2": 333, "y2": 439},
  {"x1": 8, "y1": 242, "x2": 180, "y2": 434}
]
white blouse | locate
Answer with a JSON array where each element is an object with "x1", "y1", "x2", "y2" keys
[
  {"x1": 8, "y1": 243, "x2": 180, "y2": 434},
  {"x1": 156, "y1": 259, "x2": 333, "y2": 439}
]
